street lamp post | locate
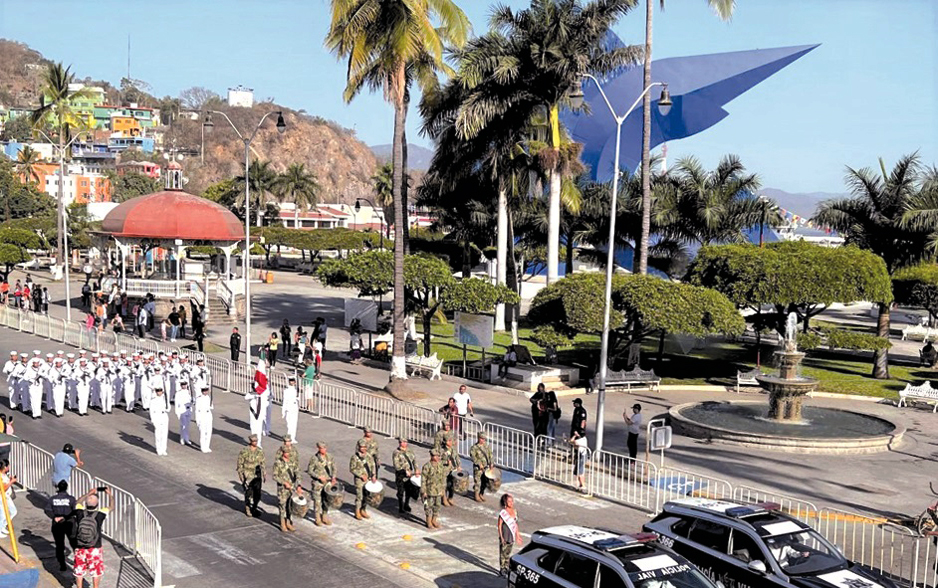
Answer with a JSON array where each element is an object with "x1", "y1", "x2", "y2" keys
[
  {"x1": 202, "y1": 110, "x2": 286, "y2": 364},
  {"x1": 33, "y1": 129, "x2": 91, "y2": 323},
  {"x1": 572, "y1": 75, "x2": 671, "y2": 456},
  {"x1": 354, "y1": 197, "x2": 385, "y2": 249}
]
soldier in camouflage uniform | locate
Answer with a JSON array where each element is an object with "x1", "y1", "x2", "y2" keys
[
  {"x1": 274, "y1": 434, "x2": 299, "y2": 469},
  {"x1": 392, "y1": 438, "x2": 416, "y2": 514},
  {"x1": 441, "y1": 436, "x2": 461, "y2": 506},
  {"x1": 470, "y1": 431, "x2": 494, "y2": 502},
  {"x1": 433, "y1": 420, "x2": 454, "y2": 451},
  {"x1": 360, "y1": 427, "x2": 380, "y2": 470},
  {"x1": 349, "y1": 440, "x2": 376, "y2": 520},
  {"x1": 273, "y1": 445, "x2": 302, "y2": 533},
  {"x1": 420, "y1": 448, "x2": 446, "y2": 529},
  {"x1": 307, "y1": 441, "x2": 337, "y2": 526},
  {"x1": 236, "y1": 434, "x2": 266, "y2": 517}
]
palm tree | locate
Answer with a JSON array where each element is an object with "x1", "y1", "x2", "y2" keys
[
  {"x1": 637, "y1": 0, "x2": 736, "y2": 274},
  {"x1": 813, "y1": 153, "x2": 934, "y2": 379},
  {"x1": 371, "y1": 163, "x2": 399, "y2": 240},
  {"x1": 15, "y1": 146, "x2": 43, "y2": 185},
  {"x1": 234, "y1": 160, "x2": 279, "y2": 226},
  {"x1": 273, "y1": 163, "x2": 320, "y2": 228},
  {"x1": 326, "y1": 0, "x2": 470, "y2": 387},
  {"x1": 30, "y1": 62, "x2": 94, "y2": 267},
  {"x1": 659, "y1": 154, "x2": 767, "y2": 246},
  {"x1": 452, "y1": 0, "x2": 642, "y2": 285}
]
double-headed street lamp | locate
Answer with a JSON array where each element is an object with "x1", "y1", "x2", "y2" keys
[
  {"x1": 354, "y1": 197, "x2": 385, "y2": 249},
  {"x1": 202, "y1": 110, "x2": 286, "y2": 364},
  {"x1": 570, "y1": 75, "x2": 671, "y2": 456}
]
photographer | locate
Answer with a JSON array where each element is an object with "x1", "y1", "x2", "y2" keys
[{"x1": 73, "y1": 486, "x2": 111, "y2": 588}]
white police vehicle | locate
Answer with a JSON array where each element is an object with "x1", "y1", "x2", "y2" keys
[
  {"x1": 508, "y1": 525, "x2": 722, "y2": 588},
  {"x1": 643, "y1": 499, "x2": 899, "y2": 588}
]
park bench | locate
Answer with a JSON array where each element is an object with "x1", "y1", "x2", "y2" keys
[
  {"x1": 405, "y1": 352, "x2": 443, "y2": 380},
  {"x1": 605, "y1": 367, "x2": 660, "y2": 393},
  {"x1": 736, "y1": 369, "x2": 764, "y2": 393},
  {"x1": 901, "y1": 325, "x2": 938, "y2": 342},
  {"x1": 898, "y1": 382, "x2": 938, "y2": 412}
]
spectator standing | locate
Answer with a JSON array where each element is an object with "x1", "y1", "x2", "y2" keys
[
  {"x1": 313, "y1": 345, "x2": 322, "y2": 379},
  {"x1": 13, "y1": 281, "x2": 21, "y2": 309},
  {"x1": 280, "y1": 320, "x2": 292, "y2": 361},
  {"x1": 316, "y1": 317, "x2": 328, "y2": 352},
  {"x1": 42, "y1": 286, "x2": 50, "y2": 314},
  {"x1": 570, "y1": 398, "x2": 587, "y2": 439},
  {"x1": 624, "y1": 403, "x2": 643, "y2": 460},
  {"x1": 80, "y1": 283, "x2": 91, "y2": 309},
  {"x1": 144, "y1": 296, "x2": 156, "y2": 331},
  {"x1": 135, "y1": 305, "x2": 148, "y2": 338},
  {"x1": 0, "y1": 459, "x2": 17, "y2": 536},
  {"x1": 0, "y1": 415, "x2": 11, "y2": 463},
  {"x1": 438, "y1": 397, "x2": 459, "y2": 432},
  {"x1": 0, "y1": 280, "x2": 8, "y2": 304},
  {"x1": 545, "y1": 388, "x2": 560, "y2": 439},
  {"x1": 160, "y1": 318, "x2": 170, "y2": 342},
  {"x1": 194, "y1": 326, "x2": 205, "y2": 352},
  {"x1": 44, "y1": 480, "x2": 77, "y2": 572},
  {"x1": 22, "y1": 283, "x2": 30, "y2": 310},
  {"x1": 168, "y1": 307, "x2": 181, "y2": 342},
  {"x1": 296, "y1": 327, "x2": 308, "y2": 361},
  {"x1": 73, "y1": 487, "x2": 111, "y2": 588},
  {"x1": 178, "y1": 304, "x2": 188, "y2": 338},
  {"x1": 529, "y1": 383, "x2": 549, "y2": 437},
  {"x1": 267, "y1": 333, "x2": 280, "y2": 368},
  {"x1": 53, "y1": 444, "x2": 83, "y2": 485},
  {"x1": 497, "y1": 493, "x2": 522, "y2": 577},
  {"x1": 452, "y1": 385, "x2": 474, "y2": 439},
  {"x1": 230, "y1": 327, "x2": 242, "y2": 362},
  {"x1": 570, "y1": 433, "x2": 588, "y2": 491}
]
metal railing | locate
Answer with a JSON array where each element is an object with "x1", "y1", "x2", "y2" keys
[
  {"x1": 533, "y1": 435, "x2": 590, "y2": 490},
  {"x1": 11, "y1": 441, "x2": 161, "y2": 588},
  {"x1": 590, "y1": 450, "x2": 658, "y2": 512},
  {"x1": 654, "y1": 465, "x2": 734, "y2": 506},
  {"x1": 217, "y1": 279, "x2": 234, "y2": 310},
  {"x1": 732, "y1": 485, "x2": 820, "y2": 524},
  {"x1": 124, "y1": 279, "x2": 185, "y2": 299},
  {"x1": 189, "y1": 281, "x2": 205, "y2": 306},
  {"x1": 483, "y1": 423, "x2": 535, "y2": 475}
]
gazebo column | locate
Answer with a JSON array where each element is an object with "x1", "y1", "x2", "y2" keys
[
  {"x1": 219, "y1": 243, "x2": 238, "y2": 315},
  {"x1": 174, "y1": 240, "x2": 187, "y2": 298},
  {"x1": 114, "y1": 239, "x2": 131, "y2": 291}
]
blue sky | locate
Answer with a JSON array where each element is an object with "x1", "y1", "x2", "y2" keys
[{"x1": 0, "y1": 0, "x2": 934, "y2": 193}]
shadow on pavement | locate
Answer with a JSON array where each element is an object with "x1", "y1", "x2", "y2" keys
[
  {"x1": 423, "y1": 536, "x2": 499, "y2": 574},
  {"x1": 117, "y1": 430, "x2": 154, "y2": 453},
  {"x1": 16, "y1": 528, "x2": 70, "y2": 588},
  {"x1": 114, "y1": 552, "x2": 153, "y2": 588},
  {"x1": 435, "y1": 570, "x2": 504, "y2": 588},
  {"x1": 196, "y1": 483, "x2": 246, "y2": 515}
]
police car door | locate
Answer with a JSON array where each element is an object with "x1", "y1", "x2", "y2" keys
[
  {"x1": 728, "y1": 528, "x2": 785, "y2": 588},
  {"x1": 684, "y1": 519, "x2": 733, "y2": 587},
  {"x1": 552, "y1": 551, "x2": 599, "y2": 588}
]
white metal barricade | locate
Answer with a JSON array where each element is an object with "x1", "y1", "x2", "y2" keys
[
  {"x1": 94, "y1": 478, "x2": 137, "y2": 551},
  {"x1": 64, "y1": 321, "x2": 83, "y2": 348},
  {"x1": 205, "y1": 355, "x2": 231, "y2": 393},
  {"x1": 655, "y1": 466, "x2": 734, "y2": 509},
  {"x1": 267, "y1": 370, "x2": 287, "y2": 405},
  {"x1": 98, "y1": 331, "x2": 118, "y2": 355},
  {"x1": 230, "y1": 361, "x2": 253, "y2": 397},
  {"x1": 32, "y1": 313, "x2": 50, "y2": 339},
  {"x1": 589, "y1": 450, "x2": 658, "y2": 512},
  {"x1": 19, "y1": 311, "x2": 33, "y2": 335},
  {"x1": 453, "y1": 415, "x2": 484, "y2": 458},
  {"x1": 816, "y1": 507, "x2": 920, "y2": 583},
  {"x1": 355, "y1": 392, "x2": 397, "y2": 437},
  {"x1": 912, "y1": 534, "x2": 938, "y2": 588},
  {"x1": 317, "y1": 380, "x2": 358, "y2": 426},
  {"x1": 483, "y1": 423, "x2": 535, "y2": 475},
  {"x1": 733, "y1": 485, "x2": 820, "y2": 524},
  {"x1": 395, "y1": 402, "x2": 439, "y2": 447},
  {"x1": 533, "y1": 435, "x2": 591, "y2": 489},
  {"x1": 49, "y1": 318, "x2": 66, "y2": 343},
  {"x1": 135, "y1": 500, "x2": 162, "y2": 588},
  {"x1": 299, "y1": 379, "x2": 320, "y2": 417}
]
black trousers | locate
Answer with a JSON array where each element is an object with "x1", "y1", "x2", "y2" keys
[
  {"x1": 52, "y1": 520, "x2": 70, "y2": 568},
  {"x1": 231, "y1": 348, "x2": 240, "y2": 362},
  {"x1": 244, "y1": 477, "x2": 262, "y2": 511},
  {"x1": 627, "y1": 432, "x2": 639, "y2": 459}
]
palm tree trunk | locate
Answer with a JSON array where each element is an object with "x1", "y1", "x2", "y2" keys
[
  {"x1": 872, "y1": 302, "x2": 890, "y2": 379},
  {"x1": 494, "y1": 187, "x2": 508, "y2": 332},
  {"x1": 565, "y1": 220, "x2": 575, "y2": 275},
  {"x1": 638, "y1": 0, "x2": 654, "y2": 275},
  {"x1": 506, "y1": 207, "x2": 520, "y2": 345},
  {"x1": 388, "y1": 66, "x2": 409, "y2": 385},
  {"x1": 547, "y1": 104, "x2": 562, "y2": 285},
  {"x1": 402, "y1": 114, "x2": 410, "y2": 255}
]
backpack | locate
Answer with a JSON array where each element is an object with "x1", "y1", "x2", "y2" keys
[{"x1": 74, "y1": 511, "x2": 100, "y2": 548}]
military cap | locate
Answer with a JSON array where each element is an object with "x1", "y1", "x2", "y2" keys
[
  {"x1": 357, "y1": 439, "x2": 369, "y2": 449},
  {"x1": 249, "y1": 434, "x2": 259, "y2": 442},
  {"x1": 477, "y1": 432, "x2": 486, "y2": 440},
  {"x1": 430, "y1": 449, "x2": 441, "y2": 457},
  {"x1": 441, "y1": 420, "x2": 451, "y2": 428},
  {"x1": 316, "y1": 442, "x2": 327, "y2": 449},
  {"x1": 363, "y1": 426, "x2": 372, "y2": 434},
  {"x1": 282, "y1": 434, "x2": 293, "y2": 443},
  {"x1": 398, "y1": 437, "x2": 409, "y2": 444}
]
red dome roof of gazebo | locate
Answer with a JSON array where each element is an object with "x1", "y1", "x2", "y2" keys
[{"x1": 102, "y1": 190, "x2": 244, "y2": 242}]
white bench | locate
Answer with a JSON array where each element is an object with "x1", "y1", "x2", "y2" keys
[
  {"x1": 405, "y1": 353, "x2": 443, "y2": 380},
  {"x1": 901, "y1": 325, "x2": 938, "y2": 341},
  {"x1": 898, "y1": 382, "x2": 938, "y2": 412},
  {"x1": 736, "y1": 369, "x2": 764, "y2": 393},
  {"x1": 605, "y1": 368, "x2": 660, "y2": 393}
]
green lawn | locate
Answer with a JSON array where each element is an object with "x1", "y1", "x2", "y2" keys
[{"x1": 423, "y1": 320, "x2": 919, "y2": 399}]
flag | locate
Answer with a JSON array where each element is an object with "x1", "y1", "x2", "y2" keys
[{"x1": 253, "y1": 357, "x2": 268, "y2": 397}]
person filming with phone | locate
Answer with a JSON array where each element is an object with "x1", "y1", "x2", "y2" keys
[{"x1": 72, "y1": 486, "x2": 111, "y2": 588}]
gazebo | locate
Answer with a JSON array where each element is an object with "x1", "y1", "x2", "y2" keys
[{"x1": 100, "y1": 163, "x2": 245, "y2": 311}]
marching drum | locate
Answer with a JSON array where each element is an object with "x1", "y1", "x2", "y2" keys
[
  {"x1": 364, "y1": 480, "x2": 385, "y2": 508},
  {"x1": 484, "y1": 467, "x2": 502, "y2": 492},
  {"x1": 407, "y1": 475, "x2": 422, "y2": 500},
  {"x1": 450, "y1": 470, "x2": 470, "y2": 493},
  {"x1": 290, "y1": 494, "x2": 310, "y2": 519},
  {"x1": 324, "y1": 483, "x2": 345, "y2": 510}
]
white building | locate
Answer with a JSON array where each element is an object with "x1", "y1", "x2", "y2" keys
[{"x1": 227, "y1": 85, "x2": 254, "y2": 108}]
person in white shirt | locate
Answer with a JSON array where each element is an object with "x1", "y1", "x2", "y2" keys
[
  {"x1": 75, "y1": 359, "x2": 92, "y2": 415},
  {"x1": 452, "y1": 385, "x2": 474, "y2": 439},
  {"x1": 95, "y1": 358, "x2": 115, "y2": 414},
  {"x1": 25, "y1": 358, "x2": 44, "y2": 419},
  {"x1": 623, "y1": 403, "x2": 643, "y2": 459},
  {"x1": 281, "y1": 376, "x2": 299, "y2": 443},
  {"x1": 174, "y1": 381, "x2": 193, "y2": 446},
  {"x1": 149, "y1": 386, "x2": 170, "y2": 456},
  {"x1": 3, "y1": 351, "x2": 19, "y2": 410},
  {"x1": 195, "y1": 385, "x2": 213, "y2": 453},
  {"x1": 121, "y1": 358, "x2": 136, "y2": 412},
  {"x1": 50, "y1": 358, "x2": 66, "y2": 417}
]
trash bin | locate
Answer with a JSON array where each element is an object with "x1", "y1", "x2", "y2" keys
[{"x1": 266, "y1": 272, "x2": 274, "y2": 284}]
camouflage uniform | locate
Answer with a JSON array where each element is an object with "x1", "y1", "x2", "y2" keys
[
  {"x1": 349, "y1": 446, "x2": 376, "y2": 515},
  {"x1": 307, "y1": 449, "x2": 336, "y2": 521},
  {"x1": 392, "y1": 445, "x2": 417, "y2": 512},
  {"x1": 361, "y1": 433, "x2": 380, "y2": 470},
  {"x1": 273, "y1": 453, "x2": 300, "y2": 523},
  {"x1": 275, "y1": 443, "x2": 299, "y2": 470},
  {"x1": 421, "y1": 455, "x2": 446, "y2": 525},
  {"x1": 470, "y1": 437, "x2": 494, "y2": 498},
  {"x1": 236, "y1": 442, "x2": 266, "y2": 515},
  {"x1": 441, "y1": 442, "x2": 460, "y2": 501},
  {"x1": 433, "y1": 427, "x2": 454, "y2": 451}
]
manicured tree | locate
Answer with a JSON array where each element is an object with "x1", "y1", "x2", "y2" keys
[
  {"x1": 0, "y1": 227, "x2": 41, "y2": 279},
  {"x1": 893, "y1": 264, "x2": 938, "y2": 326}
]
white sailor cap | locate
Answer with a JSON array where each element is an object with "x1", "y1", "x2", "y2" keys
[
  {"x1": 132, "y1": 350, "x2": 142, "y2": 356},
  {"x1": 154, "y1": 384, "x2": 164, "y2": 391},
  {"x1": 120, "y1": 350, "x2": 127, "y2": 355},
  {"x1": 196, "y1": 357, "x2": 204, "y2": 363},
  {"x1": 102, "y1": 356, "x2": 110, "y2": 361},
  {"x1": 91, "y1": 353, "x2": 100, "y2": 358},
  {"x1": 56, "y1": 350, "x2": 64, "y2": 355},
  {"x1": 180, "y1": 356, "x2": 188, "y2": 361},
  {"x1": 9, "y1": 351, "x2": 17, "y2": 356},
  {"x1": 54, "y1": 357, "x2": 64, "y2": 363},
  {"x1": 20, "y1": 353, "x2": 29, "y2": 359},
  {"x1": 31, "y1": 357, "x2": 40, "y2": 362},
  {"x1": 32, "y1": 350, "x2": 40, "y2": 356},
  {"x1": 66, "y1": 354, "x2": 75, "y2": 359},
  {"x1": 45, "y1": 353, "x2": 54, "y2": 358},
  {"x1": 201, "y1": 385, "x2": 210, "y2": 391},
  {"x1": 78, "y1": 349, "x2": 87, "y2": 355},
  {"x1": 171, "y1": 350, "x2": 178, "y2": 356},
  {"x1": 179, "y1": 380, "x2": 188, "y2": 386}
]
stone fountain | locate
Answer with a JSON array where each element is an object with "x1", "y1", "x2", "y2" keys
[
  {"x1": 756, "y1": 313, "x2": 818, "y2": 423},
  {"x1": 667, "y1": 312, "x2": 904, "y2": 454}
]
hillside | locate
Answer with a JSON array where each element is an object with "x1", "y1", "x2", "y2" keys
[
  {"x1": 760, "y1": 187, "x2": 846, "y2": 218},
  {"x1": 370, "y1": 143, "x2": 435, "y2": 171}
]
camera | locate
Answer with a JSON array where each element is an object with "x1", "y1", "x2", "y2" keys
[{"x1": 96, "y1": 486, "x2": 107, "y2": 493}]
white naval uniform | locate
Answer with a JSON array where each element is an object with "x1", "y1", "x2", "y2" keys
[
  {"x1": 49, "y1": 365, "x2": 66, "y2": 416},
  {"x1": 281, "y1": 385, "x2": 299, "y2": 442},
  {"x1": 195, "y1": 392, "x2": 213, "y2": 452},
  {"x1": 14, "y1": 361, "x2": 30, "y2": 413},
  {"x1": 247, "y1": 392, "x2": 268, "y2": 447},
  {"x1": 4, "y1": 359, "x2": 20, "y2": 410},
  {"x1": 75, "y1": 364, "x2": 91, "y2": 415},
  {"x1": 174, "y1": 386, "x2": 193, "y2": 445},
  {"x1": 95, "y1": 364, "x2": 114, "y2": 413},
  {"x1": 120, "y1": 363, "x2": 135, "y2": 411},
  {"x1": 149, "y1": 392, "x2": 170, "y2": 456},
  {"x1": 190, "y1": 366, "x2": 210, "y2": 396},
  {"x1": 24, "y1": 363, "x2": 43, "y2": 418},
  {"x1": 63, "y1": 362, "x2": 78, "y2": 410}
]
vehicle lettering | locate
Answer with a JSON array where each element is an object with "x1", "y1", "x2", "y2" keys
[
  {"x1": 696, "y1": 565, "x2": 752, "y2": 588},
  {"x1": 633, "y1": 564, "x2": 691, "y2": 580},
  {"x1": 656, "y1": 534, "x2": 675, "y2": 549},
  {"x1": 515, "y1": 564, "x2": 541, "y2": 584}
]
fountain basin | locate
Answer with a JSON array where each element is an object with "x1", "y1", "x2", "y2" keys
[{"x1": 669, "y1": 401, "x2": 904, "y2": 454}]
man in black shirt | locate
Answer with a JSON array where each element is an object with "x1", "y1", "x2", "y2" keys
[
  {"x1": 43, "y1": 480, "x2": 77, "y2": 572},
  {"x1": 230, "y1": 327, "x2": 242, "y2": 362},
  {"x1": 570, "y1": 398, "x2": 587, "y2": 438}
]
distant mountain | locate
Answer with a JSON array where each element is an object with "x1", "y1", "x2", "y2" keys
[
  {"x1": 370, "y1": 143, "x2": 435, "y2": 171},
  {"x1": 760, "y1": 188, "x2": 847, "y2": 218}
]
